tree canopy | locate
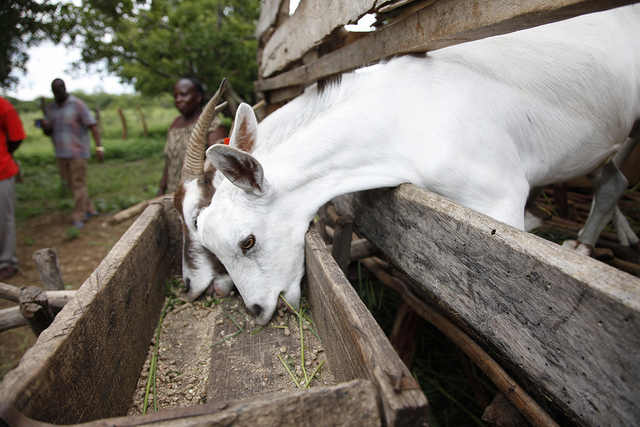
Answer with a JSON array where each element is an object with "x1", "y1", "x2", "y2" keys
[
  {"x1": 2, "y1": 0, "x2": 261, "y2": 104},
  {"x1": 68, "y1": 0, "x2": 260, "y2": 103},
  {"x1": 0, "y1": 0, "x2": 69, "y2": 90}
]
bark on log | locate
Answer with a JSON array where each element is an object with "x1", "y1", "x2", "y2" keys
[
  {"x1": 1, "y1": 282, "x2": 75, "y2": 309},
  {"x1": 0, "y1": 307, "x2": 27, "y2": 333},
  {"x1": 0, "y1": 282, "x2": 21, "y2": 301},
  {"x1": 32, "y1": 248, "x2": 65, "y2": 291},
  {"x1": 19, "y1": 286, "x2": 54, "y2": 336},
  {"x1": 107, "y1": 195, "x2": 172, "y2": 225}
]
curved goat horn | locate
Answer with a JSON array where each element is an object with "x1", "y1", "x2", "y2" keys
[{"x1": 182, "y1": 78, "x2": 228, "y2": 182}]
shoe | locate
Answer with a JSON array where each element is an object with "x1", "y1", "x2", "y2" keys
[
  {"x1": 85, "y1": 212, "x2": 98, "y2": 220},
  {"x1": 72, "y1": 220, "x2": 85, "y2": 229},
  {"x1": 0, "y1": 266, "x2": 18, "y2": 281}
]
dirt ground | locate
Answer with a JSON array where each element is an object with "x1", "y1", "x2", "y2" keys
[{"x1": 0, "y1": 211, "x2": 137, "y2": 377}]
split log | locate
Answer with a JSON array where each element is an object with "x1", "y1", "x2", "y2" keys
[
  {"x1": 32, "y1": 248, "x2": 64, "y2": 290},
  {"x1": 107, "y1": 194, "x2": 172, "y2": 225},
  {"x1": 19, "y1": 286, "x2": 54, "y2": 336}
]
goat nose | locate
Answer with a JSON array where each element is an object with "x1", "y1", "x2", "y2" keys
[
  {"x1": 250, "y1": 304, "x2": 263, "y2": 317},
  {"x1": 184, "y1": 278, "x2": 191, "y2": 293}
]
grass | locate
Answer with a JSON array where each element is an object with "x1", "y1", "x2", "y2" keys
[{"x1": 13, "y1": 105, "x2": 170, "y2": 222}]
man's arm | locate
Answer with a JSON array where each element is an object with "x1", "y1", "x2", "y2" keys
[{"x1": 89, "y1": 124, "x2": 104, "y2": 162}]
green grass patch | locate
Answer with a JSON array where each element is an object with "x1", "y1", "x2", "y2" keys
[{"x1": 15, "y1": 135, "x2": 166, "y2": 222}]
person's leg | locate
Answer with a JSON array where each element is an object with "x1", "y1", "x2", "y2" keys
[
  {"x1": 68, "y1": 158, "x2": 88, "y2": 225},
  {"x1": 0, "y1": 176, "x2": 18, "y2": 279}
]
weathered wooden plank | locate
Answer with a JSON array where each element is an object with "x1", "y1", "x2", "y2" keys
[
  {"x1": 0, "y1": 380, "x2": 381, "y2": 427},
  {"x1": 260, "y1": 0, "x2": 379, "y2": 78},
  {"x1": 255, "y1": 0, "x2": 635, "y2": 91},
  {"x1": 305, "y1": 227, "x2": 429, "y2": 427},
  {"x1": 332, "y1": 184, "x2": 640, "y2": 426},
  {"x1": 0, "y1": 201, "x2": 179, "y2": 424},
  {"x1": 256, "y1": 0, "x2": 285, "y2": 39}
]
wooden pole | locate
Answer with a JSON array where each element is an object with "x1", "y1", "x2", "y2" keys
[
  {"x1": 106, "y1": 194, "x2": 172, "y2": 225},
  {"x1": 0, "y1": 307, "x2": 27, "y2": 333},
  {"x1": 137, "y1": 105, "x2": 148, "y2": 137},
  {"x1": 32, "y1": 248, "x2": 65, "y2": 291},
  {"x1": 117, "y1": 107, "x2": 128, "y2": 140}
]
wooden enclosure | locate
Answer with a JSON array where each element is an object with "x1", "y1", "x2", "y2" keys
[
  {"x1": 0, "y1": 200, "x2": 428, "y2": 426},
  {"x1": 255, "y1": 1, "x2": 640, "y2": 426}
]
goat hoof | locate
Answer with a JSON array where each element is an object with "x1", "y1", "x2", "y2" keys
[{"x1": 562, "y1": 239, "x2": 594, "y2": 257}]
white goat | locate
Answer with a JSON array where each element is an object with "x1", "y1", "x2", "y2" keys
[
  {"x1": 175, "y1": 81, "x2": 318, "y2": 301},
  {"x1": 198, "y1": 6, "x2": 640, "y2": 324}
]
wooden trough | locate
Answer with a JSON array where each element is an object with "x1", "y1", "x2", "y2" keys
[{"x1": 0, "y1": 199, "x2": 428, "y2": 426}]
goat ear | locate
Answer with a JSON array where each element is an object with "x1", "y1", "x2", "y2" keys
[
  {"x1": 206, "y1": 144, "x2": 265, "y2": 195},
  {"x1": 229, "y1": 103, "x2": 258, "y2": 153}
]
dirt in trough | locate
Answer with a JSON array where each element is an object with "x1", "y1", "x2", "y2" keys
[
  {"x1": 128, "y1": 285, "x2": 334, "y2": 414},
  {"x1": 0, "y1": 211, "x2": 137, "y2": 379}
]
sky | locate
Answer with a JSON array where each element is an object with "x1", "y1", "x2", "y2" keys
[
  {"x1": 4, "y1": 3, "x2": 374, "y2": 102},
  {"x1": 4, "y1": 41, "x2": 135, "y2": 102}
]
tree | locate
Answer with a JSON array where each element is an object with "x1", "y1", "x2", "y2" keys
[
  {"x1": 68, "y1": 0, "x2": 261, "y2": 105},
  {"x1": 0, "y1": 0, "x2": 68, "y2": 90}
]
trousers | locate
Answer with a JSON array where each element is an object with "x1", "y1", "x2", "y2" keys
[
  {"x1": 57, "y1": 158, "x2": 95, "y2": 223},
  {"x1": 0, "y1": 176, "x2": 18, "y2": 270}
]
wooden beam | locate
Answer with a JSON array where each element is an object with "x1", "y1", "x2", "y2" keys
[
  {"x1": 260, "y1": 0, "x2": 379, "y2": 77},
  {"x1": 305, "y1": 227, "x2": 429, "y2": 426},
  {"x1": 0, "y1": 380, "x2": 380, "y2": 427},
  {"x1": 256, "y1": 0, "x2": 635, "y2": 91},
  {"x1": 332, "y1": 184, "x2": 640, "y2": 426},
  {"x1": 0, "y1": 307, "x2": 27, "y2": 333},
  {"x1": 0, "y1": 201, "x2": 177, "y2": 424}
]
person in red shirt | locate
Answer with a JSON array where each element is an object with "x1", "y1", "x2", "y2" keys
[{"x1": 0, "y1": 96, "x2": 26, "y2": 280}]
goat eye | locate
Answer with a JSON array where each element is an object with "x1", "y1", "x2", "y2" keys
[{"x1": 240, "y1": 235, "x2": 256, "y2": 253}]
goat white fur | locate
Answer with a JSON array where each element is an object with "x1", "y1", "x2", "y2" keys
[
  {"x1": 199, "y1": 6, "x2": 640, "y2": 324},
  {"x1": 175, "y1": 82, "x2": 318, "y2": 301}
]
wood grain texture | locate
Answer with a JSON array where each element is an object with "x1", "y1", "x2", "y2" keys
[
  {"x1": 332, "y1": 184, "x2": 640, "y2": 426},
  {"x1": 305, "y1": 227, "x2": 429, "y2": 427},
  {"x1": 255, "y1": 0, "x2": 635, "y2": 92},
  {"x1": 32, "y1": 248, "x2": 64, "y2": 290},
  {"x1": 0, "y1": 202, "x2": 179, "y2": 424},
  {"x1": 0, "y1": 380, "x2": 380, "y2": 427},
  {"x1": 259, "y1": 0, "x2": 378, "y2": 78}
]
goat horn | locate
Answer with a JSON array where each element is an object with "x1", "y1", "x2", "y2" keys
[{"x1": 182, "y1": 78, "x2": 228, "y2": 182}]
